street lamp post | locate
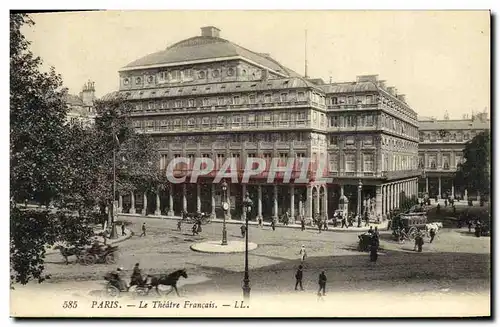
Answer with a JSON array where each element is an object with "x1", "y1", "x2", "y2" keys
[
  {"x1": 357, "y1": 180, "x2": 363, "y2": 228},
  {"x1": 221, "y1": 180, "x2": 228, "y2": 246},
  {"x1": 242, "y1": 191, "x2": 253, "y2": 301}
]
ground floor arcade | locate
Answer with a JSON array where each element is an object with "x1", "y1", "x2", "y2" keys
[
  {"x1": 117, "y1": 177, "x2": 419, "y2": 223},
  {"x1": 418, "y1": 175, "x2": 480, "y2": 201}
]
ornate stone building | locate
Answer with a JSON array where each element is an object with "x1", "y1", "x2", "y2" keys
[
  {"x1": 65, "y1": 80, "x2": 97, "y2": 128},
  {"x1": 417, "y1": 113, "x2": 490, "y2": 200},
  {"x1": 113, "y1": 26, "x2": 420, "y2": 222}
]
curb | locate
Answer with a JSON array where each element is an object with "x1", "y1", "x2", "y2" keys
[
  {"x1": 118, "y1": 213, "x2": 387, "y2": 233},
  {"x1": 45, "y1": 228, "x2": 133, "y2": 255},
  {"x1": 190, "y1": 241, "x2": 258, "y2": 254}
]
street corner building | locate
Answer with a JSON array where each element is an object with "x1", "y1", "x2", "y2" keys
[
  {"x1": 106, "y1": 26, "x2": 423, "y2": 224},
  {"x1": 417, "y1": 113, "x2": 490, "y2": 201}
]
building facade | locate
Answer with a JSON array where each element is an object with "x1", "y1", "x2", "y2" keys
[
  {"x1": 417, "y1": 114, "x2": 490, "y2": 201},
  {"x1": 113, "y1": 26, "x2": 420, "y2": 222},
  {"x1": 66, "y1": 80, "x2": 97, "y2": 127}
]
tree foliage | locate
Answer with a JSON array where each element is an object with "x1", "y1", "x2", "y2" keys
[{"x1": 454, "y1": 131, "x2": 491, "y2": 196}]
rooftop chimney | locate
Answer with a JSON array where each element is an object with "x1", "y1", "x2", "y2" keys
[
  {"x1": 377, "y1": 80, "x2": 386, "y2": 89},
  {"x1": 201, "y1": 26, "x2": 221, "y2": 38},
  {"x1": 386, "y1": 87, "x2": 395, "y2": 95},
  {"x1": 397, "y1": 94, "x2": 406, "y2": 103}
]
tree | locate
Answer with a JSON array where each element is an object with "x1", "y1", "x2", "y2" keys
[
  {"x1": 454, "y1": 131, "x2": 491, "y2": 198},
  {"x1": 84, "y1": 97, "x2": 161, "y2": 237},
  {"x1": 10, "y1": 13, "x2": 94, "y2": 285}
]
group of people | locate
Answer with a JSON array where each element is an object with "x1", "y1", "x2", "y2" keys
[
  {"x1": 294, "y1": 265, "x2": 328, "y2": 298},
  {"x1": 108, "y1": 263, "x2": 146, "y2": 291}
]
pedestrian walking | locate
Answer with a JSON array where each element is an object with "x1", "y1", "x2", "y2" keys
[
  {"x1": 323, "y1": 219, "x2": 328, "y2": 231},
  {"x1": 192, "y1": 223, "x2": 198, "y2": 236},
  {"x1": 429, "y1": 228, "x2": 436, "y2": 243},
  {"x1": 294, "y1": 265, "x2": 304, "y2": 291},
  {"x1": 258, "y1": 216, "x2": 263, "y2": 228},
  {"x1": 318, "y1": 271, "x2": 327, "y2": 296},
  {"x1": 177, "y1": 220, "x2": 182, "y2": 231},
  {"x1": 444, "y1": 199, "x2": 448, "y2": 207},
  {"x1": 367, "y1": 226, "x2": 373, "y2": 234},
  {"x1": 240, "y1": 224, "x2": 246, "y2": 238},
  {"x1": 299, "y1": 245, "x2": 307, "y2": 262},
  {"x1": 414, "y1": 233, "x2": 424, "y2": 252},
  {"x1": 317, "y1": 219, "x2": 322, "y2": 234},
  {"x1": 341, "y1": 215, "x2": 348, "y2": 229},
  {"x1": 271, "y1": 219, "x2": 276, "y2": 231},
  {"x1": 364, "y1": 212, "x2": 369, "y2": 227},
  {"x1": 374, "y1": 226, "x2": 379, "y2": 238},
  {"x1": 121, "y1": 223, "x2": 126, "y2": 236},
  {"x1": 436, "y1": 203, "x2": 441, "y2": 214},
  {"x1": 468, "y1": 220, "x2": 473, "y2": 233},
  {"x1": 140, "y1": 223, "x2": 146, "y2": 237},
  {"x1": 301, "y1": 218, "x2": 305, "y2": 231}
]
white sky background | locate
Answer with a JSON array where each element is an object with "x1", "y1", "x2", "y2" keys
[{"x1": 23, "y1": 10, "x2": 490, "y2": 120}]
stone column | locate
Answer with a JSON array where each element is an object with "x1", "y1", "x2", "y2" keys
[
  {"x1": 464, "y1": 189, "x2": 468, "y2": 202},
  {"x1": 155, "y1": 190, "x2": 161, "y2": 216},
  {"x1": 438, "y1": 177, "x2": 442, "y2": 199},
  {"x1": 290, "y1": 185, "x2": 295, "y2": 223},
  {"x1": 315, "y1": 187, "x2": 320, "y2": 216},
  {"x1": 425, "y1": 177, "x2": 429, "y2": 194},
  {"x1": 451, "y1": 180, "x2": 455, "y2": 198},
  {"x1": 130, "y1": 191, "x2": 136, "y2": 214},
  {"x1": 382, "y1": 186, "x2": 386, "y2": 215},
  {"x1": 167, "y1": 185, "x2": 174, "y2": 216},
  {"x1": 196, "y1": 184, "x2": 201, "y2": 213},
  {"x1": 340, "y1": 184, "x2": 345, "y2": 197},
  {"x1": 375, "y1": 185, "x2": 382, "y2": 219},
  {"x1": 323, "y1": 186, "x2": 328, "y2": 218},
  {"x1": 257, "y1": 185, "x2": 263, "y2": 220},
  {"x1": 142, "y1": 192, "x2": 148, "y2": 216},
  {"x1": 395, "y1": 183, "x2": 399, "y2": 209},
  {"x1": 241, "y1": 184, "x2": 247, "y2": 221},
  {"x1": 117, "y1": 194, "x2": 123, "y2": 213},
  {"x1": 306, "y1": 185, "x2": 313, "y2": 222},
  {"x1": 210, "y1": 183, "x2": 216, "y2": 218},
  {"x1": 272, "y1": 184, "x2": 279, "y2": 221},
  {"x1": 182, "y1": 184, "x2": 187, "y2": 212}
]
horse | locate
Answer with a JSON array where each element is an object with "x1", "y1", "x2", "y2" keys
[
  {"x1": 54, "y1": 245, "x2": 83, "y2": 265},
  {"x1": 147, "y1": 269, "x2": 188, "y2": 296}
]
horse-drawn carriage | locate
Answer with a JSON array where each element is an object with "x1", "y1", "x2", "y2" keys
[
  {"x1": 181, "y1": 211, "x2": 212, "y2": 225},
  {"x1": 104, "y1": 269, "x2": 188, "y2": 298},
  {"x1": 391, "y1": 212, "x2": 427, "y2": 241},
  {"x1": 55, "y1": 243, "x2": 118, "y2": 265}
]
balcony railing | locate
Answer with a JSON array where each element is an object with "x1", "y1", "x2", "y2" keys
[{"x1": 381, "y1": 169, "x2": 422, "y2": 180}]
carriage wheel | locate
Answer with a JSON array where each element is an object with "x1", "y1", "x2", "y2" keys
[
  {"x1": 105, "y1": 253, "x2": 116, "y2": 264},
  {"x1": 106, "y1": 284, "x2": 120, "y2": 298},
  {"x1": 408, "y1": 227, "x2": 418, "y2": 241},
  {"x1": 134, "y1": 286, "x2": 149, "y2": 297},
  {"x1": 83, "y1": 254, "x2": 96, "y2": 265}
]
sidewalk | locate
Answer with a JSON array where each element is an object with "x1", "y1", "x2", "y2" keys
[
  {"x1": 118, "y1": 213, "x2": 388, "y2": 233},
  {"x1": 45, "y1": 228, "x2": 133, "y2": 255}
]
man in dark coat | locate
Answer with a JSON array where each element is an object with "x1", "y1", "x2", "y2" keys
[
  {"x1": 318, "y1": 271, "x2": 327, "y2": 296},
  {"x1": 140, "y1": 223, "x2": 146, "y2": 237},
  {"x1": 301, "y1": 218, "x2": 305, "y2": 231},
  {"x1": 121, "y1": 223, "x2": 126, "y2": 236},
  {"x1": 240, "y1": 224, "x2": 246, "y2": 238},
  {"x1": 429, "y1": 228, "x2": 436, "y2": 243},
  {"x1": 294, "y1": 265, "x2": 304, "y2": 291},
  {"x1": 271, "y1": 219, "x2": 276, "y2": 231}
]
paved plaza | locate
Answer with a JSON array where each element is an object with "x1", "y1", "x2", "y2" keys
[{"x1": 13, "y1": 212, "x2": 489, "y2": 301}]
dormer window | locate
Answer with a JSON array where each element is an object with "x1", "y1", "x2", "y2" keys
[
  {"x1": 198, "y1": 71, "x2": 206, "y2": 79},
  {"x1": 227, "y1": 68, "x2": 235, "y2": 76},
  {"x1": 147, "y1": 76, "x2": 154, "y2": 84},
  {"x1": 135, "y1": 77, "x2": 142, "y2": 84},
  {"x1": 123, "y1": 78, "x2": 130, "y2": 85},
  {"x1": 212, "y1": 69, "x2": 220, "y2": 78}
]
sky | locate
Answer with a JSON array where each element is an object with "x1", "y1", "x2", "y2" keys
[{"x1": 23, "y1": 10, "x2": 490, "y2": 120}]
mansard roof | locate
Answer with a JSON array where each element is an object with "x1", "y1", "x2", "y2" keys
[
  {"x1": 65, "y1": 94, "x2": 84, "y2": 106},
  {"x1": 319, "y1": 81, "x2": 379, "y2": 94},
  {"x1": 123, "y1": 35, "x2": 301, "y2": 78},
  {"x1": 118, "y1": 77, "x2": 320, "y2": 100},
  {"x1": 419, "y1": 119, "x2": 491, "y2": 131}
]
